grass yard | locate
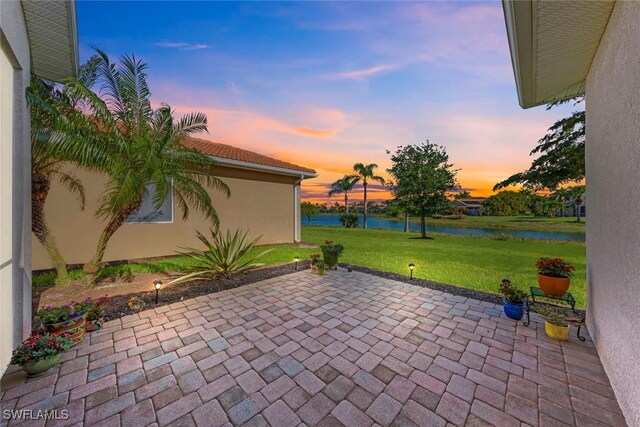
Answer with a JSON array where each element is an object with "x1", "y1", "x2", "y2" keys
[
  {"x1": 398, "y1": 214, "x2": 586, "y2": 233},
  {"x1": 34, "y1": 225, "x2": 586, "y2": 307}
]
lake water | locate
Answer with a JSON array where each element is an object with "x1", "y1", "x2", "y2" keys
[{"x1": 306, "y1": 215, "x2": 585, "y2": 241}]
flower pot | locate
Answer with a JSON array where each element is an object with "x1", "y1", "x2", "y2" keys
[
  {"x1": 85, "y1": 318, "x2": 104, "y2": 332},
  {"x1": 21, "y1": 354, "x2": 61, "y2": 377},
  {"x1": 318, "y1": 269, "x2": 326, "y2": 276},
  {"x1": 544, "y1": 321, "x2": 570, "y2": 341},
  {"x1": 310, "y1": 264, "x2": 318, "y2": 271},
  {"x1": 537, "y1": 274, "x2": 570, "y2": 297},
  {"x1": 503, "y1": 300, "x2": 525, "y2": 321},
  {"x1": 42, "y1": 312, "x2": 87, "y2": 346},
  {"x1": 323, "y1": 254, "x2": 338, "y2": 269}
]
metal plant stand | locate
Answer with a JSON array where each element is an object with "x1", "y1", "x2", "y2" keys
[{"x1": 523, "y1": 286, "x2": 585, "y2": 341}]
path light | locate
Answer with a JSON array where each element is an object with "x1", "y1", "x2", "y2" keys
[
  {"x1": 154, "y1": 280, "x2": 163, "y2": 304},
  {"x1": 408, "y1": 263, "x2": 415, "y2": 280},
  {"x1": 294, "y1": 256, "x2": 300, "y2": 270}
]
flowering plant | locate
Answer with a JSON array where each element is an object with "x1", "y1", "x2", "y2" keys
[
  {"x1": 85, "y1": 296, "x2": 111, "y2": 321},
  {"x1": 535, "y1": 257, "x2": 575, "y2": 278},
  {"x1": 320, "y1": 240, "x2": 344, "y2": 258},
  {"x1": 10, "y1": 332, "x2": 73, "y2": 366},
  {"x1": 310, "y1": 253, "x2": 322, "y2": 265},
  {"x1": 36, "y1": 300, "x2": 94, "y2": 324},
  {"x1": 499, "y1": 279, "x2": 527, "y2": 303}
]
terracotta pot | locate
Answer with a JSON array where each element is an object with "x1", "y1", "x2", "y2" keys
[
  {"x1": 537, "y1": 274, "x2": 570, "y2": 297},
  {"x1": 42, "y1": 312, "x2": 87, "y2": 347},
  {"x1": 85, "y1": 318, "x2": 104, "y2": 332},
  {"x1": 545, "y1": 321, "x2": 569, "y2": 341},
  {"x1": 22, "y1": 354, "x2": 61, "y2": 377},
  {"x1": 323, "y1": 254, "x2": 338, "y2": 269}
]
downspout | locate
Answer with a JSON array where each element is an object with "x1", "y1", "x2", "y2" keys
[{"x1": 294, "y1": 175, "x2": 304, "y2": 243}]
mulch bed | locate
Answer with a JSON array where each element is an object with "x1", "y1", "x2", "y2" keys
[{"x1": 32, "y1": 261, "x2": 584, "y2": 323}]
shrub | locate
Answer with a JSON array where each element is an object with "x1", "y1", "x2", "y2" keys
[
  {"x1": 86, "y1": 296, "x2": 111, "y2": 322},
  {"x1": 320, "y1": 240, "x2": 344, "y2": 258},
  {"x1": 173, "y1": 227, "x2": 273, "y2": 281},
  {"x1": 536, "y1": 257, "x2": 575, "y2": 278},
  {"x1": 10, "y1": 332, "x2": 73, "y2": 366},
  {"x1": 499, "y1": 279, "x2": 527, "y2": 303},
  {"x1": 339, "y1": 213, "x2": 359, "y2": 228}
]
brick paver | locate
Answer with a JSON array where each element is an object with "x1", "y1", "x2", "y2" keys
[{"x1": 0, "y1": 270, "x2": 627, "y2": 426}]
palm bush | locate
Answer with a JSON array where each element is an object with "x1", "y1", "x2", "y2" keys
[{"x1": 171, "y1": 227, "x2": 273, "y2": 282}]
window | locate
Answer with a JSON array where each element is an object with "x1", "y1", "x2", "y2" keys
[{"x1": 126, "y1": 182, "x2": 173, "y2": 223}]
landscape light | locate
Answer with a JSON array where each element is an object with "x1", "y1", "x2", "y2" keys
[
  {"x1": 294, "y1": 256, "x2": 300, "y2": 270},
  {"x1": 154, "y1": 280, "x2": 163, "y2": 304},
  {"x1": 408, "y1": 263, "x2": 415, "y2": 280}
]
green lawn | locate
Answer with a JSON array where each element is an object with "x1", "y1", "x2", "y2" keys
[{"x1": 34, "y1": 225, "x2": 586, "y2": 307}]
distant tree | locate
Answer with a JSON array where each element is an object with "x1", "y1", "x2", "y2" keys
[
  {"x1": 552, "y1": 185, "x2": 586, "y2": 222},
  {"x1": 328, "y1": 175, "x2": 359, "y2": 214},
  {"x1": 483, "y1": 191, "x2": 528, "y2": 216},
  {"x1": 494, "y1": 97, "x2": 585, "y2": 191},
  {"x1": 387, "y1": 142, "x2": 458, "y2": 238},
  {"x1": 352, "y1": 163, "x2": 385, "y2": 229},
  {"x1": 454, "y1": 191, "x2": 472, "y2": 200},
  {"x1": 385, "y1": 204, "x2": 403, "y2": 218},
  {"x1": 339, "y1": 213, "x2": 359, "y2": 228},
  {"x1": 530, "y1": 196, "x2": 563, "y2": 217},
  {"x1": 300, "y1": 202, "x2": 320, "y2": 224}
]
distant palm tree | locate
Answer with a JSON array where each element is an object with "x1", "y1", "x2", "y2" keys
[
  {"x1": 352, "y1": 163, "x2": 385, "y2": 229},
  {"x1": 328, "y1": 175, "x2": 359, "y2": 214},
  {"x1": 552, "y1": 185, "x2": 585, "y2": 221},
  {"x1": 68, "y1": 50, "x2": 230, "y2": 276}
]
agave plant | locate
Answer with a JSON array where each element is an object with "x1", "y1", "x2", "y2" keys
[{"x1": 171, "y1": 227, "x2": 272, "y2": 282}]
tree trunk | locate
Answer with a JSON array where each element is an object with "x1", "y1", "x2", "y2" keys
[
  {"x1": 363, "y1": 182, "x2": 368, "y2": 229},
  {"x1": 575, "y1": 200, "x2": 582, "y2": 222},
  {"x1": 404, "y1": 212, "x2": 409, "y2": 232},
  {"x1": 32, "y1": 173, "x2": 71, "y2": 286},
  {"x1": 83, "y1": 202, "x2": 141, "y2": 277},
  {"x1": 344, "y1": 193, "x2": 349, "y2": 214},
  {"x1": 420, "y1": 215, "x2": 427, "y2": 238}
]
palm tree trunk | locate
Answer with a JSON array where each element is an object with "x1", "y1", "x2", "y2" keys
[
  {"x1": 576, "y1": 200, "x2": 582, "y2": 222},
  {"x1": 344, "y1": 193, "x2": 349, "y2": 214},
  {"x1": 404, "y1": 212, "x2": 409, "y2": 232},
  {"x1": 32, "y1": 173, "x2": 71, "y2": 286},
  {"x1": 83, "y1": 202, "x2": 141, "y2": 276},
  {"x1": 420, "y1": 215, "x2": 427, "y2": 238},
  {"x1": 363, "y1": 182, "x2": 368, "y2": 229}
]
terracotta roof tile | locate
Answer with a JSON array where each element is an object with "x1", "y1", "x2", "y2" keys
[{"x1": 183, "y1": 137, "x2": 316, "y2": 175}]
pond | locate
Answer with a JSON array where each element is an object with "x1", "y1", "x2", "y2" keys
[{"x1": 306, "y1": 214, "x2": 585, "y2": 241}]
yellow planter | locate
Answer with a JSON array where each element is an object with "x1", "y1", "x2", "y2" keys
[{"x1": 545, "y1": 321, "x2": 569, "y2": 341}]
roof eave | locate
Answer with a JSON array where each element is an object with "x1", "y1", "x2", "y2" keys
[{"x1": 210, "y1": 156, "x2": 317, "y2": 179}]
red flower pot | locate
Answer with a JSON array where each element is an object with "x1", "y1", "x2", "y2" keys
[{"x1": 537, "y1": 274, "x2": 570, "y2": 297}]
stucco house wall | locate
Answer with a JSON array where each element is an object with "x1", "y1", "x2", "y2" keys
[
  {"x1": 32, "y1": 165, "x2": 298, "y2": 270},
  {"x1": 585, "y1": 2, "x2": 640, "y2": 425},
  {"x1": 0, "y1": 0, "x2": 32, "y2": 373}
]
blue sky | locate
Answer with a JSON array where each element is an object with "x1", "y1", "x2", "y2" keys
[{"x1": 77, "y1": 1, "x2": 578, "y2": 201}]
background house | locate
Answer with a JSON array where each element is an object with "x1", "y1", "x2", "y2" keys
[
  {"x1": 452, "y1": 197, "x2": 486, "y2": 216},
  {"x1": 0, "y1": 0, "x2": 79, "y2": 375},
  {"x1": 503, "y1": 1, "x2": 638, "y2": 424},
  {"x1": 32, "y1": 137, "x2": 316, "y2": 270}
]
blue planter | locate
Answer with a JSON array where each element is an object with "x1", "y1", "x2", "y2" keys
[{"x1": 503, "y1": 300, "x2": 525, "y2": 321}]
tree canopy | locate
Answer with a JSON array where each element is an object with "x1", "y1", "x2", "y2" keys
[
  {"x1": 300, "y1": 202, "x2": 320, "y2": 224},
  {"x1": 483, "y1": 191, "x2": 528, "y2": 216}
]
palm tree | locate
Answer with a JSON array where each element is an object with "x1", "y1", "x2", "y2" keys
[
  {"x1": 28, "y1": 59, "x2": 109, "y2": 286},
  {"x1": 352, "y1": 163, "x2": 385, "y2": 229},
  {"x1": 552, "y1": 185, "x2": 585, "y2": 221},
  {"x1": 328, "y1": 175, "x2": 359, "y2": 214},
  {"x1": 68, "y1": 50, "x2": 230, "y2": 276}
]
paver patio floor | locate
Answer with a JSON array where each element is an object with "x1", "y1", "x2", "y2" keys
[{"x1": 1, "y1": 270, "x2": 626, "y2": 427}]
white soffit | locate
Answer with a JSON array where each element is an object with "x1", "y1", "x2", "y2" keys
[
  {"x1": 503, "y1": 0, "x2": 615, "y2": 108},
  {"x1": 21, "y1": 0, "x2": 79, "y2": 81}
]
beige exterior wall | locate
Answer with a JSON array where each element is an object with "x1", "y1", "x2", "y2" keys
[
  {"x1": 585, "y1": 3, "x2": 640, "y2": 425},
  {"x1": 33, "y1": 165, "x2": 298, "y2": 270}
]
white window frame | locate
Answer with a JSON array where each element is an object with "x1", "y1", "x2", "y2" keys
[{"x1": 125, "y1": 181, "x2": 174, "y2": 225}]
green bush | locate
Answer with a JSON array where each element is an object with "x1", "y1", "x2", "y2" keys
[{"x1": 339, "y1": 213, "x2": 359, "y2": 228}]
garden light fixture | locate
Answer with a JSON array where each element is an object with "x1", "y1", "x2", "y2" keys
[
  {"x1": 294, "y1": 256, "x2": 300, "y2": 270},
  {"x1": 408, "y1": 263, "x2": 415, "y2": 280},
  {"x1": 154, "y1": 280, "x2": 163, "y2": 304}
]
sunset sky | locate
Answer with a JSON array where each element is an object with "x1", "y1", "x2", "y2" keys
[{"x1": 77, "y1": 1, "x2": 579, "y2": 203}]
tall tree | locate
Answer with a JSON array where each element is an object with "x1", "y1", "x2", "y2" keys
[
  {"x1": 387, "y1": 142, "x2": 457, "y2": 238},
  {"x1": 352, "y1": 163, "x2": 385, "y2": 229},
  {"x1": 454, "y1": 190, "x2": 472, "y2": 200},
  {"x1": 328, "y1": 175, "x2": 359, "y2": 214},
  {"x1": 300, "y1": 201, "x2": 320, "y2": 224},
  {"x1": 552, "y1": 185, "x2": 586, "y2": 222},
  {"x1": 68, "y1": 50, "x2": 230, "y2": 276},
  {"x1": 483, "y1": 191, "x2": 528, "y2": 216},
  {"x1": 494, "y1": 97, "x2": 585, "y2": 191},
  {"x1": 28, "y1": 58, "x2": 109, "y2": 286}
]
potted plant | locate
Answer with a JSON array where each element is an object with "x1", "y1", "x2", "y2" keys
[
  {"x1": 535, "y1": 305, "x2": 570, "y2": 341},
  {"x1": 320, "y1": 240, "x2": 344, "y2": 269},
  {"x1": 499, "y1": 279, "x2": 527, "y2": 321},
  {"x1": 84, "y1": 296, "x2": 111, "y2": 332},
  {"x1": 36, "y1": 300, "x2": 93, "y2": 346},
  {"x1": 535, "y1": 257, "x2": 575, "y2": 296},
  {"x1": 310, "y1": 253, "x2": 321, "y2": 271},
  {"x1": 316, "y1": 260, "x2": 327, "y2": 276},
  {"x1": 10, "y1": 332, "x2": 73, "y2": 377}
]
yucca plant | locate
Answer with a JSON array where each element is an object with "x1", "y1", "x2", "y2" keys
[{"x1": 170, "y1": 227, "x2": 272, "y2": 282}]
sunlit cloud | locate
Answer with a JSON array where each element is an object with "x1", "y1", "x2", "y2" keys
[
  {"x1": 325, "y1": 64, "x2": 399, "y2": 80},
  {"x1": 155, "y1": 41, "x2": 210, "y2": 50}
]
